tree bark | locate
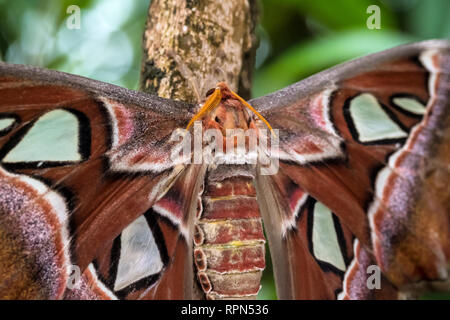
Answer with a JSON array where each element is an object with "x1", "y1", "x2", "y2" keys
[{"x1": 139, "y1": 0, "x2": 259, "y2": 103}]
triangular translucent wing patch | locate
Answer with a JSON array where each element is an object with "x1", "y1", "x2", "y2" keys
[
  {"x1": 392, "y1": 96, "x2": 426, "y2": 115},
  {"x1": 0, "y1": 117, "x2": 15, "y2": 132},
  {"x1": 312, "y1": 201, "x2": 346, "y2": 272},
  {"x1": 3, "y1": 109, "x2": 82, "y2": 163},
  {"x1": 114, "y1": 215, "x2": 163, "y2": 291},
  {"x1": 348, "y1": 93, "x2": 407, "y2": 143}
]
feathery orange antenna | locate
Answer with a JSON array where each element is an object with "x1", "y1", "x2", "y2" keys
[
  {"x1": 229, "y1": 89, "x2": 276, "y2": 137},
  {"x1": 186, "y1": 83, "x2": 275, "y2": 137},
  {"x1": 186, "y1": 87, "x2": 222, "y2": 130}
]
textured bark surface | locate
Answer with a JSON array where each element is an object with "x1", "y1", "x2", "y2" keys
[{"x1": 139, "y1": 0, "x2": 259, "y2": 103}]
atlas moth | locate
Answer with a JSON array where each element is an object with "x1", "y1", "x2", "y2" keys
[{"x1": 0, "y1": 40, "x2": 449, "y2": 300}]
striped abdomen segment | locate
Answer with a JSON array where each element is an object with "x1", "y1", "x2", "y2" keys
[{"x1": 193, "y1": 165, "x2": 265, "y2": 299}]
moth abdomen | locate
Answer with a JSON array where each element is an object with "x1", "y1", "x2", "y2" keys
[{"x1": 194, "y1": 165, "x2": 265, "y2": 300}]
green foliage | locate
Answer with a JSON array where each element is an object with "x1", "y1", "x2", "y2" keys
[
  {"x1": 0, "y1": 0, "x2": 148, "y2": 89},
  {"x1": 254, "y1": 29, "x2": 416, "y2": 97},
  {"x1": 254, "y1": 0, "x2": 450, "y2": 97}
]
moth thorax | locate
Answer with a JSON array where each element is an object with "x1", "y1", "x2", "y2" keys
[
  {"x1": 206, "y1": 99, "x2": 253, "y2": 133},
  {"x1": 204, "y1": 100, "x2": 258, "y2": 155}
]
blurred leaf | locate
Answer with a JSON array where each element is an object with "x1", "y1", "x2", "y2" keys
[
  {"x1": 259, "y1": 0, "x2": 308, "y2": 60},
  {"x1": 420, "y1": 291, "x2": 450, "y2": 300},
  {"x1": 258, "y1": 242, "x2": 277, "y2": 300},
  {"x1": 253, "y1": 29, "x2": 417, "y2": 97},
  {"x1": 406, "y1": 0, "x2": 450, "y2": 39},
  {"x1": 266, "y1": 0, "x2": 396, "y2": 31}
]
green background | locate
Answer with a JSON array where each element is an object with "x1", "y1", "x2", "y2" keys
[{"x1": 0, "y1": 0, "x2": 449, "y2": 300}]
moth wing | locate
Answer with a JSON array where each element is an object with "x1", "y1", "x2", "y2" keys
[
  {"x1": 0, "y1": 63, "x2": 201, "y2": 299},
  {"x1": 252, "y1": 40, "x2": 450, "y2": 299}
]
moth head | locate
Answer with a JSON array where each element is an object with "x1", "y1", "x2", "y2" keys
[{"x1": 203, "y1": 83, "x2": 251, "y2": 132}]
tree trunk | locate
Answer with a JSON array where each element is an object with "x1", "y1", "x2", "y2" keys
[{"x1": 139, "y1": 0, "x2": 259, "y2": 103}]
